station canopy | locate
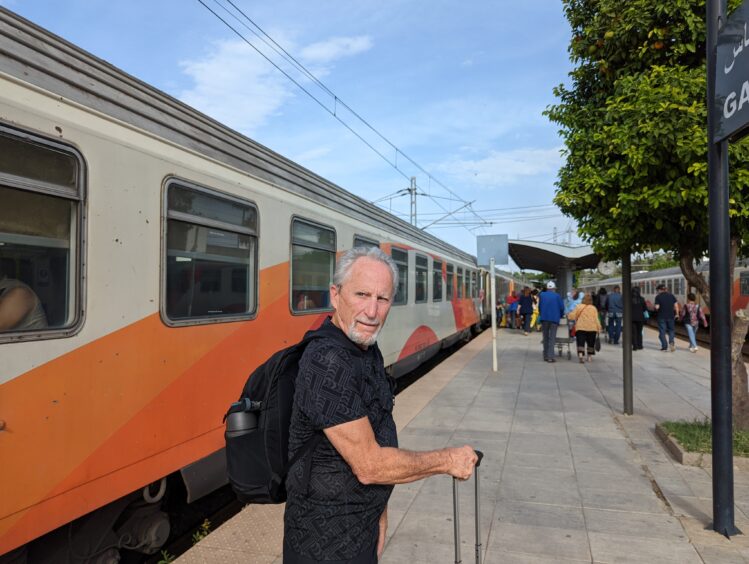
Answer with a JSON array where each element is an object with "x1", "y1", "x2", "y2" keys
[{"x1": 508, "y1": 240, "x2": 599, "y2": 274}]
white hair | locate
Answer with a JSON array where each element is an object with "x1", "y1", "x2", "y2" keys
[{"x1": 333, "y1": 246, "x2": 398, "y2": 295}]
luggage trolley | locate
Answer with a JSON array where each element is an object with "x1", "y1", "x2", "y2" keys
[{"x1": 556, "y1": 318, "x2": 574, "y2": 360}]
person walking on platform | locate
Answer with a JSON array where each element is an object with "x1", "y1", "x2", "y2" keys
[
  {"x1": 518, "y1": 286, "x2": 534, "y2": 335},
  {"x1": 506, "y1": 290, "x2": 519, "y2": 330},
  {"x1": 606, "y1": 285, "x2": 624, "y2": 345},
  {"x1": 564, "y1": 289, "x2": 582, "y2": 336},
  {"x1": 630, "y1": 286, "x2": 648, "y2": 351},
  {"x1": 284, "y1": 247, "x2": 478, "y2": 563},
  {"x1": 681, "y1": 293, "x2": 707, "y2": 352},
  {"x1": 595, "y1": 287, "x2": 608, "y2": 336},
  {"x1": 567, "y1": 293, "x2": 601, "y2": 363},
  {"x1": 538, "y1": 280, "x2": 565, "y2": 363},
  {"x1": 530, "y1": 288, "x2": 540, "y2": 331},
  {"x1": 654, "y1": 283, "x2": 680, "y2": 351}
]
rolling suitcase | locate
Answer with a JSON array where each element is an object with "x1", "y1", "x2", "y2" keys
[{"x1": 452, "y1": 450, "x2": 484, "y2": 564}]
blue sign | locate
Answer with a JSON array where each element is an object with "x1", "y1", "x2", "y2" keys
[
  {"x1": 476, "y1": 234, "x2": 509, "y2": 266},
  {"x1": 715, "y1": 3, "x2": 749, "y2": 142}
]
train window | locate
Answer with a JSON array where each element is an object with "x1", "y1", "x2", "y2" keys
[
  {"x1": 667, "y1": 278, "x2": 673, "y2": 293},
  {"x1": 290, "y1": 218, "x2": 335, "y2": 313},
  {"x1": 470, "y1": 271, "x2": 477, "y2": 298},
  {"x1": 391, "y1": 248, "x2": 408, "y2": 305},
  {"x1": 433, "y1": 260, "x2": 443, "y2": 302},
  {"x1": 164, "y1": 182, "x2": 257, "y2": 323},
  {"x1": 0, "y1": 128, "x2": 84, "y2": 340},
  {"x1": 353, "y1": 235, "x2": 379, "y2": 249},
  {"x1": 741, "y1": 272, "x2": 749, "y2": 296},
  {"x1": 457, "y1": 267, "x2": 464, "y2": 298},
  {"x1": 446, "y1": 264, "x2": 454, "y2": 300},
  {"x1": 415, "y1": 254, "x2": 428, "y2": 303}
]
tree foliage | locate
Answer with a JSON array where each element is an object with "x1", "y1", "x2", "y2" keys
[
  {"x1": 546, "y1": 0, "x2": 749, "y2": 263},
  {"x1": 548, "y1": 0, "x2": 749, "y2": 429}
]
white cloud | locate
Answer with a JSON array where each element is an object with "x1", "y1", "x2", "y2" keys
[
  {"x1": 178, "y1": 39, "x2": 292, "y2": 133},
  {"x1": 177, "y1": 34, "x2": 373, "y2": 135},
  {"x1": 436, "y1": 147, "x2": 563, "y2": 189},
  {"x1": 292, "y1": 145, "x2": 332, "y2": 163},
  {"x1": 299, "y1": 36, "x2": 372, "y2": 64}
]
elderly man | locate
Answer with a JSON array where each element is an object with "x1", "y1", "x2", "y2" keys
[
  {"x1": 538, "y1": 280, "x2": 565, "y2": 363},
  {"x1": 284, "y1": 246, "x2": 478, "y2": 563}
]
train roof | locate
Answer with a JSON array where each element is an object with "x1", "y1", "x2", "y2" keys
[{"x1": 0, "y1": 7, "x2": 476, "y2": 264}]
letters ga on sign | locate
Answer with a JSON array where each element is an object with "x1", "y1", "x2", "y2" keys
[{"x1": 715, "y1": 3, "x2": 749, "y2": 142}]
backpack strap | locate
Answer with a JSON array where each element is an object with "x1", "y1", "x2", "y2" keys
[{"x1": 271, "y1": 431, "x2": 324, "y2": 499}]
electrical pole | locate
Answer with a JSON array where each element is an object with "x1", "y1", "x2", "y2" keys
[{"x1": 409, "y1": 176, "x2": 417, "y2": 226}]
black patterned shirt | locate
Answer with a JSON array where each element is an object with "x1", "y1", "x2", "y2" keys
[{"x1": 284, "y1": 318, "x2": 397, "y2": 561}]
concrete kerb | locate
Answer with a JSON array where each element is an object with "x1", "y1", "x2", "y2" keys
[{"x1": 655, "y1": 422, "x2": 749, "y2": 472}]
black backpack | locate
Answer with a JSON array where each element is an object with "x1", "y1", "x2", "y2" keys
[{"x1": 224, "y1": 331, "x2": 324, "y2": 504}]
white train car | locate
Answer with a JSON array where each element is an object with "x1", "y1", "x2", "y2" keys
[
  {"x1": 0, "y1": 9, "x2": 487, "y2": 562},
  {"x1": 579, "y1": 262, "x2": 749, "y2": 315}
]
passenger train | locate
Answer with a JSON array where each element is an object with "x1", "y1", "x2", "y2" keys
[
  {"x1": 579, "y1": 262, "x2": 749, "y2": 315},
  {"x1": 0, "y1": 9, "x2": 520, "y2": 562}
]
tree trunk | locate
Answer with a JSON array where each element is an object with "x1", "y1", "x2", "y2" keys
[
  {"x1": 729, "y1": 238, "x2": 749, "y2": 431},
  {"x1": 680, "y1": 240, "x2": 749, "y2": 431},
  {"x1": 732, "y1": 309, "x2": 749, "y2": 430},
  {"x1": 679, "y1": 245, "x2": 710, "y2": 307}
]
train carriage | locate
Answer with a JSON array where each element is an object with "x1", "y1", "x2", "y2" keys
[
  {"x1": 579, "y1": 262, "x2": 749, "y2": 316},
  {"x1": 0, "y1": 8, "x2": 492, "y2": 562}
]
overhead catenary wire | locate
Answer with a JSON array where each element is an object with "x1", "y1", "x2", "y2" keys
[
  {"x1": 216, "y1": 0, "x2": 487, "y2": 228},
  {"x1": 412, "y1": 203, "x2": 557, "y2": 217},
  {"x1": 428, "y1": 213, "x2": 563, "y2": 227},
  {"x1": 196, "y1": 0, "x2": 489, "y2": 232}
]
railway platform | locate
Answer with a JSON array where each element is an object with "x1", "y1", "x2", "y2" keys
[{"x1": 176, "y1": 327, "x2": 749, "y2": 563}]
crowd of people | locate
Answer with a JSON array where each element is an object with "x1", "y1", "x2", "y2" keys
[{"x1": 495, "y1": 281, "x2": 709, "y2": 362}]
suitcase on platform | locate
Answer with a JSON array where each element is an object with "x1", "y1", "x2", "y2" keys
[{"x1": 452, "y1": 450, "x2": 484, "y2": 564}]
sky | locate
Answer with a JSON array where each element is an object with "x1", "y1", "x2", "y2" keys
[{"x1": 2, "y1": 0, "x2": 580, "y2": 263}]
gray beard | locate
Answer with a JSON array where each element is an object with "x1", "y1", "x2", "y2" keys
[{"x1": 347, "y1": 319, "x2": 382, "y2": 347}]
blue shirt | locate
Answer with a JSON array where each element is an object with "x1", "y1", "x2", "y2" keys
[
  {"x1": 565, "y1": 294, "x2": 582, "y2": 315},
  {"x1": 538, "y1": 290, "x2": 565, "y2": 323},
  {"x1": 607, "y1": 291, "x2": 624, "y2": 315}
]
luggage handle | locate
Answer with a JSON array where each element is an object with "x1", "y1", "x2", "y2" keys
[{"x1": 452, "y1": 450, "x2": 483, "y2": 564}]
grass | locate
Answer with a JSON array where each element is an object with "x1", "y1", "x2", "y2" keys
[
  {"x1": 661, "y1": 420, "x2": 749, "y2": 457},
  {"x1": 157, "y1": 550, "x2": 175, "y2": 564},
  {"x1": 191, "y1": 518, "x2": 212, "y2": 545}
]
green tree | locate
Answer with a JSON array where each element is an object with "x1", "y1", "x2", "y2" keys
[{"x1": 546, "y1": 0, "x2": 749, "y2": 428}]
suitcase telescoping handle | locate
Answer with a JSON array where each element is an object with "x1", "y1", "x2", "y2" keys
[{"x1": 452, "y1": 450, "x2": 483, "y2": 564}]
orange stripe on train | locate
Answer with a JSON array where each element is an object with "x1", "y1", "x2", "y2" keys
[{"x1": 0, "y1": 263, "x2": 327, "y2": 554}]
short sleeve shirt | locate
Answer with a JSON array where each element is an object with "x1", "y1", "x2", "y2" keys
[
  {"x1": 655, "y1": 292, "x2": 677, "y2": 320},
  {"x1": 284, "y1": 324, "x2": 397, "y2": 561}
]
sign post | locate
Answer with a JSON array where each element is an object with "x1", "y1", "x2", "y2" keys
[
  {"x1": 490, "y1": 258, "x2": 497, "y2": 372},
  {"x1": 709, "y1": 0, "x2": 739, "y2": 536},
  {"x1": 477, "y1": 235, "x2": 509, "y2": 373}
]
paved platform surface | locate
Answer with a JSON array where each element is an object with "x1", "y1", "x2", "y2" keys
[{"x1": 177, "y1": 327, "x2": 749, "y2": 563}]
